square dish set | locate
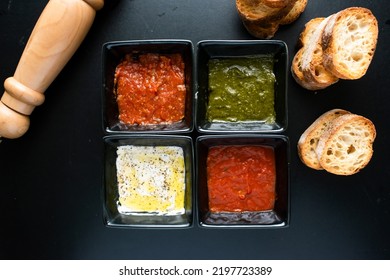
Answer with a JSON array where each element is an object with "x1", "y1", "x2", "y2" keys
[{"x1": 102, "y1": 39, "x2": 290, "y2": 228}]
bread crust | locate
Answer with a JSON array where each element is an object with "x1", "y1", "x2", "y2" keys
[
  {"x1": 298, "y1": 109, "x2": 350, "y2": 170},
  {"x1": 297, "y1": 17, "x2": 325, "y2": 50},
  {"x1": 236, "y1": 0, "x2": 304, "y2": 38},
  {"x1": 291, "y1": 7, "x2": 378, "y2": 90},
  {"x1": 279, "y1": 0, "x2": 308, "y2": 25},
  {"x1": 261, "y1": 0, "x2": 290, "y2": 8},
  {"x1": 300, "y1": 15, "x2": 339, "y2": 89},
  {"x1": 291, "y1": 17, "x2": 339, "y2": 90},
  {"x1": 321, "y1": 7, "x2": 379, "y2": 80},
  {"x1": 315, "y1": 113, "x2": 376, "y2": 175},
  {"x1": 242, "y1": 20, "x2": 280, "y2": 39},
  {"x1": 291, "y1": 49, "x2": 326, "y2": 90},
  {"x1": 236, "y1": 0, "x2": 294, "y2": 24}
]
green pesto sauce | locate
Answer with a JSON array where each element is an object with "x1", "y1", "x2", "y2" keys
[{"x1": 207, "y1": 56, "x2": 276, "y2": 123}]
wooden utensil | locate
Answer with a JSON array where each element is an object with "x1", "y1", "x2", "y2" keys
[{"x1": 0, "y1": 0, "x2": 104, "y2": 139}]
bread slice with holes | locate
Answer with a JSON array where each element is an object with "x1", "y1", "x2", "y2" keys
[
  {"x1": 291, "y1": 17, "x2": 331, "y2": 90},
  {"x1": 300, "y1": 15, "x2": 339, "y2": 89},
  {"x1": 298, "y1": 109, "x2": 351, "y2": 170},
  {"x1": 292, "y1": 49, "x2": 327, "y2": 90},
  {"x1": 297, "y1": 17, "x2": 325, "y2": 48},
  {"x1": 321, "y1": 7, "x2": 379, "y2": 80},
  {"x1": 291, "y1": 48, "x2": 316, "y2": 89},
  {"x1": 315, "y1": 113, "x2": 376, "y2": 175}
]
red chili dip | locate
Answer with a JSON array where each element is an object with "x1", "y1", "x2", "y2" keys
[
  {"x1": 114, "y1": 53, "x2": 186, "y2": 125},
  {"x1": 207, "y1": 145, "x2": 276, "y2": 212}
]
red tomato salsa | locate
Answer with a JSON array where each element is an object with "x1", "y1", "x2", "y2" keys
[
  {"x1": 114, "y1": 53, "x2": 186, "y2": 125},
  {"x1": 207, "y1": 145, "x2": 276, "y2": 212}
]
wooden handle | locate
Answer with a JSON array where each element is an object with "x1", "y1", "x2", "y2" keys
[{"x1": 0, "y1": 0, "x2": 104, "y2": 139}]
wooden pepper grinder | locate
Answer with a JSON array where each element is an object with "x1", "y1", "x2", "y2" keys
[{"x1": 0, "y1": 0, "x2": 104, "y2": 139}]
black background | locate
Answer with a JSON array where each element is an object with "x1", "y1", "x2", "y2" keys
[{"x1": 0, "y1": 0, "x2": 389, "y2": 259}]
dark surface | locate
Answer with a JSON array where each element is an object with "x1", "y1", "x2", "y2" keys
[{"x1": 0, "y1": 0, "x2": 389, "y2": 259}]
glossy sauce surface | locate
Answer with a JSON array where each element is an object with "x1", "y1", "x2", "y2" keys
[
  {"x1": 207, "y1": 56, "x2": 276, "y2": 123},
  {"x1": 114, "y1": 53, "x2": 186, "y2": 125},
  {"x1": 116, "y1": 145, "x2": 185, "y2": 215},
  {"x1": 207, "y1": 145, "x2": 276, "y2": 212}
]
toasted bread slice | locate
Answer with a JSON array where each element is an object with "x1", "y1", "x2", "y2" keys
[
  {"x1": 298, "y1": 109, "x2": 351, "y2": 170},
  {"x1": 321, "y1": 7, "x2": 379, "y2": 80},
  {"x1": 315, "y1": 113, "x2": 376, "y2": 175},
  {"x1": 261, "y1": 0, "x2": 290, "y2": 8},
  {"x1": 236, "y1": 0, "x2": 304, "y2": 38},
  {"x1": 236, "y1": 0, "x2": 297, "y2": 25},
  {"x1": 242, "y1": 20, "x2": 280, "y2": 39},
  {"x1": 297, "y1": 17, "x2": 325, "y2": 48},
  {"x1": 291, "y1": 18, "x2": 325, "y2": 90},
  {"x1": 291, "y1": 17, "x2": 338, "y2": 90},
  {"x1": 291, "y1": 49, "x2": 326, "y2": 90},
  {"x1": 279, "y1": 0, "x2": 308, "y2": 25},
  {"x1": 291, "y1": 49, "x2": 307, "y2": 89},
  {"x1": 300, "y1": 15, "x2": 339, "y2": 89}
]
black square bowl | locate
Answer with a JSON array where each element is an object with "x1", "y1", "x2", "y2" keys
[
  {"x1": 103, "y1": 134, "x2": 194, "y2": 228},
  {"x1": 196, "y1": 40, "x2": 288, "y2": 133},
  {"x1": 196, "y1": 134, "x2": 290, "y2": 228},
  {"x1": 102, "y1": 40, "x2": 194, "y2": 134}
]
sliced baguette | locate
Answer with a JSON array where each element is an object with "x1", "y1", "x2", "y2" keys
[
  {"x1": 261, "y1": 0, "x2": 290, "y2": 8},
  {"x1": 321, "y1": 7, "x2": 379, "y2": 80},
  {"x1": 236, "y1": 0, "x2": 292, "y2": 24},
  {"x1": 291, "y1": 48, "x2": 308, "y2": 89},
  {"x1": 315, "y1": 113, "x2": 376, "y2": 175},
  {"x1": 291, "y1": 49, "x2": 325, "y2": 90},
  {"x1": 242, "y1": 20, "x2": 280, "y2": 39},
  {"x1": 297, "y1": 17, "x2": 325, "y2": 49},
  {"x1": 298, "y1": 109, "x2": 351, "y2": 170},
  {"x1": 236, "y1": 0, "x2": 301, "y2": 38},
  {"x1": 279, "y1": 0, "x2": 308, "y2": 25},
  {"x1": 291, "y1": 17, "x2": 338, "y2": 90},
  {"x1": 292, "y1": 18, "x2": 328, "y2": 90},
  {"x1": 300, "y1": 15, "x2": 339, "y2": 89}
]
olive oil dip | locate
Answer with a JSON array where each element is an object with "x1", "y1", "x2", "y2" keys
[
  {"x1": 116, "y1": 145, "x2": 185, "y2": 215},
  {"x1": 207, "y1": 55, "x2": 276, "y2": 123}
]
